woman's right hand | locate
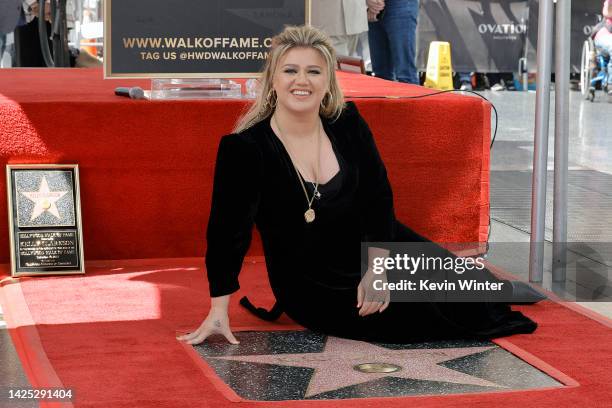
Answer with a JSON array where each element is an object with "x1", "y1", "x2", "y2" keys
[{"x1": 177, "y1": 306, "x2": 240, "y2": 345}]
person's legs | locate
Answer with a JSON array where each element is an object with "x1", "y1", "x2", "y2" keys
[
  {"x1": 368, "y1": 20, "x2": 394, "y2": 80},
  {"x1": 381, "y1": 0, "x2": 420, "y2": 84},
  {"x1": 345, "y1": 34, "x2": 360, "y2": 57},
  {"x1": 329, "y1": 35, "x2": 350, "y2": 57},
  {"x1": 356, "y1": 31, "x2": 371, "y2": 68},
  {"x1": 14, "y1": 18, "x2": 49, "y2": 67},
  {"x1": 608, "y1": 56, "x2": 612, "y2": 89},
  {"x1": 594, "y1": 36, "x2": 612, "y2": 88}
]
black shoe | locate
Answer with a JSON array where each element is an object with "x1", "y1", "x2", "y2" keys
[{"x1": 510, "y1": 281, "x2": 547, "y2": 305}]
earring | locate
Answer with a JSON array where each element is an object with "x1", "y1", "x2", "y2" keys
[
  {"x1": 320, "y1": 90, "x2": 332, "y2": 109},
  {"x1": 267, "y1": 88, "x2": 277, "y2": 109}
]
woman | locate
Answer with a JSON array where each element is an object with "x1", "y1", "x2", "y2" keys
[{"x1": 178, "y1": 25, "x2": 537, "y2": 346}]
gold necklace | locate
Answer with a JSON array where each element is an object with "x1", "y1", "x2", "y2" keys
[{"x1": 273, "y1": 115, "x2": 321, "y2": 223}]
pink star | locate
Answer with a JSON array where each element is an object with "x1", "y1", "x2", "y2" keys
[
  {"x1": 212, "y1": 336, "x2": 505, "y2": 397},
  {"x1": 20, "y1": 177, "x2": 68, "y2": 221}
]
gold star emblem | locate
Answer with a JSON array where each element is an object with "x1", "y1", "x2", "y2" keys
[{"x1": 21, "y1": 177, "x2": 68, "y2": 221}]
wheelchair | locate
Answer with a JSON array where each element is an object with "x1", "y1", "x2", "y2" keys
[{"x1": 580, "y1": 36, "x2": 610, "y2": 102}]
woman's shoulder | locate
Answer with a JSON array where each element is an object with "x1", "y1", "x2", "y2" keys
[
  {"x1": 225, "y1": 117, "x2": 271, "y2": 144},
  {"x1": 327, "y1": 101, "x2": 371, "y2": 142},
  {"x1": 337, "y1": 100, "x2": 361, "y2": 121},
  {"x1": 328, "y1": 101, "x2": 366, "y2": 130},
  {"x1": 221, "y1": 117, "x2": 269, "y2": 145},
  {"x1": 217, "y1": 123, "x2": 268, "y2": 165}
]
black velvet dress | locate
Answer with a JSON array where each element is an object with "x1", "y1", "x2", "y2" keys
[{"x1": 205, "y1": 102, "x2": 537, "y2": 342}]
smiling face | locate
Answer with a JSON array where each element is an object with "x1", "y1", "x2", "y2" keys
[{"x1": 272, "y1": 46, "x2": 330, "y2": 117}]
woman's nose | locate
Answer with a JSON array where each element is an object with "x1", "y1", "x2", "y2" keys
[{"x1": 295, "y1": 69, "x2": 308, "y2": 83}]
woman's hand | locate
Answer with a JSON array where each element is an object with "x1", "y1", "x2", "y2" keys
[
  {"x1": 357, "y1": 268, "x2": 390, "y2": 317},
  {"x1": 177, "y1": 297, "x2": 240, "y2": 345}
]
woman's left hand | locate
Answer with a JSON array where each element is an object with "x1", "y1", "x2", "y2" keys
[{"x1": 357, "y1": 268, "x2": 390, "y2": 316}]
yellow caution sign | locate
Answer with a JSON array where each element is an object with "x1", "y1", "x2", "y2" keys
[{"x1": 424, "y1": 41, "x2": 454, "y2": 90}]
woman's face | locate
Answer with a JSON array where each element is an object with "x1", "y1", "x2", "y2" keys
[{"x1": 272, "y1": 47, "x2": 329, "y2": 116}]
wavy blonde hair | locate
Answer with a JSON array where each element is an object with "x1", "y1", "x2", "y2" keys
[{"x1": 234, "y1": 25, "x2": 345, "y2": 133}]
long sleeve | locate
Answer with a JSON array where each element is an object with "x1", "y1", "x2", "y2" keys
[
  {"x1": 206, "y1": 134, "x2": 262, "y2": 297},
  {"x1": 352, "y1": 104, "x2": 395, "y2": 242}
]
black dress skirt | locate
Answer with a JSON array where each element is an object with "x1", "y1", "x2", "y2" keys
[{"x1": 205, "y1": 102, "x2": 537, "y2": 343}]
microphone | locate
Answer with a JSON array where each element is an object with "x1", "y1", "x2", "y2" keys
[{"x1": 114, "y1": 86, "x2": 145, "y2": 100}]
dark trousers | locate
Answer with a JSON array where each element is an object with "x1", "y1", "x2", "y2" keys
[{"x1": 14, "y1": 18, "x2": 51, "y2": 67}]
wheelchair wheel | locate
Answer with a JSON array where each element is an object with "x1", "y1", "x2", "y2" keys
[{"x1": 580, "y1": 39, "x2": 593, "y2": 100}]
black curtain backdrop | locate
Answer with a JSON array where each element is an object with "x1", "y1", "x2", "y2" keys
[{"x1": 417, "y1": 0, "x2": 603, "y2": 73}]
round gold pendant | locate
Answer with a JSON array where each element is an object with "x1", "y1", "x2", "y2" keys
[{"x1": 304, "y1": 208, "x2": 315, "y2": 223}]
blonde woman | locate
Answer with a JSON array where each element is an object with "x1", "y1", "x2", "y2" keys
[{"x1": 178, "y1": 25, "x2": 538, "y2": 345}]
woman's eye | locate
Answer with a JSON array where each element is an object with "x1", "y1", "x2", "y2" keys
[
  {"x1": 284, "y1": 69, "x2": 297, "y2": 74},
  {"x1": 309, "y1": 70, "x2": 321, "y2": 75}
]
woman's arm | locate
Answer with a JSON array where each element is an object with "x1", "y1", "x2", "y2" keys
[
  {"x1": 179, "y1": 133, "x2": 261, "y2": 345},
  {"x1": 347, "y1": 103, "x2": 395, "y2": 315},
  {"x1": 604, "y1": 1, "x2": 611, "y2": 18},
  {"x1": 353, "y1": 105, "x2": 395, "y2": 243},
  {"x1": 206, "y1": 134, "x2": 262, "y2": 297}
]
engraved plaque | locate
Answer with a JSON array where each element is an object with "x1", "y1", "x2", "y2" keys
[{"x1": 6, "y1": 165, "x2": 85, "y2": 276}]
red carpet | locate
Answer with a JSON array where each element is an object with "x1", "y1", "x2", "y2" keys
[
  {"x1": 0, "y1": 68, "x2": 490, "y2": 262},
  {"x1": 1, "y1": 259, "x2": 611, "y2": 408}
]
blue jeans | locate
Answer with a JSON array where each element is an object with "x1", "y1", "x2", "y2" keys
[
  {"x1": 368, "y1": 0, "x2": 420, "y2": 84},
  {"x1": 594, "y1": 34, "x2": 612, "y2": 86}
]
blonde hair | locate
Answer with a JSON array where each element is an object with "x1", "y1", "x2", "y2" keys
[{"x1": 234, "y1": 25, "x2": 345, "y2": 133}]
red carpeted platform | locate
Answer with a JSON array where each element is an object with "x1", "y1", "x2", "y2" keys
[
  {"x1": 1, "y1": 259, "x2": 611, "y2": 408},
  {"x1": 0, "y1": 68, "x2": 491, "y2": 262}
]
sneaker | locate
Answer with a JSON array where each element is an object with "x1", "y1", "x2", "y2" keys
[
  {"x1": 491, "y1": 82, "x2": 506, "y2": 91},
  {"x1": 459, "y1": 81, "x2": 472, "y2": 91}
]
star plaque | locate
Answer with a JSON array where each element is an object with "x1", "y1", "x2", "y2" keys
[
  {"x1": 195, "y1": 331, "x2": 564, "y2": 401},
  {"x1": 6, "y1": 165, "x2": 85, "y2": 277}
]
